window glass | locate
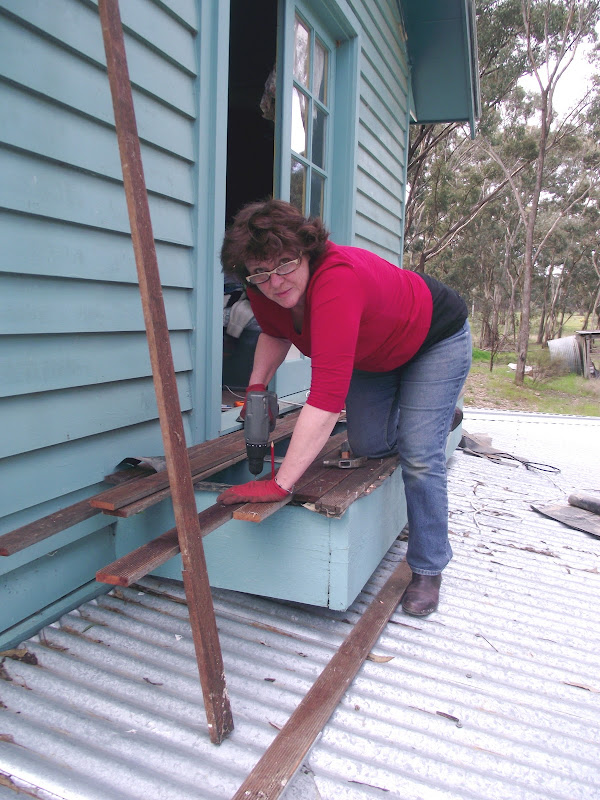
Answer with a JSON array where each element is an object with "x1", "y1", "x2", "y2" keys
[
  {"x1": 291, "y1": 87, "x2": 308, "y2": 156},
  {"x1": 290, "y1": 12, "x2": 331, "y2": 220},
  {"x1": 310, "y1": 171, "x2": 324, "y2": 218},
  {"x1": 312, "y1": 106, "x2": 326, "y2": 169},
  {"x1": 290, "y1": 158, "x2": 306, "y2": 213},
  {"x1": 293, "y1": 18, "x2": 310, "y2": 87},
  {"x1": 314, "y1": 38, "x2": 328, "y2": 103}
]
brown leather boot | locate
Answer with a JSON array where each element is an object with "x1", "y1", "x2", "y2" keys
[{"x1": 401, "y1": 573, "x2": 442, "y2": 616}]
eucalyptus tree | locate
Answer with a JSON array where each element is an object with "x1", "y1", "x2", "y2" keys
[{"x1": 481, "y1": 0, "x2": 600, "y2": 384}]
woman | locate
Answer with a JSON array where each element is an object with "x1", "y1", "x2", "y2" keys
[{"x1": 218, "y1": 199, "x2": 471, "y2": 616}]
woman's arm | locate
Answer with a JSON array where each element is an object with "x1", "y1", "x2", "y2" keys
[
  {"x1": 248, "y1": 333, "x2": 292, "y2": 386},
  {"x1": 273, "y1": 404, "x2": 340, "y2": 491}
]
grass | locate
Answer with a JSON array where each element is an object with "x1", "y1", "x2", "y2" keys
[{"x1": 464, "y1": 317, "x2": 600, "y2": 416}]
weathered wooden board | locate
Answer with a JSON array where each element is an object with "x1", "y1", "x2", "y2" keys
[
  {"x1": 90, "y1": 410, "x2": 300, "y2": 512},
  {"x1": 96, "y1": 503, "x2": 242, "y2": 586},
  {"x1": 0, "y1": 499, "x2": 101, "y2": 557},
  {"x1": 231, "y1": 559, "x2": 413, "y2": 800}
]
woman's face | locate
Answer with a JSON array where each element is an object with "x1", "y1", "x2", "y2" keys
[{"x1": 246, "y1": 253, "x2": 310, "y2": 309}]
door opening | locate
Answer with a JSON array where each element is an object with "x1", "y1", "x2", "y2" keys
[{"x1": 222, "y1": 0, "x2": 278, "y2": 401}]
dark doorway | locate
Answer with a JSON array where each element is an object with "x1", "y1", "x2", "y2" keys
[
  {"x1": 222, "y1": 0, "x2": 278, "y2": 394},
  {"x1": 225, "y1": 0, "x2": 278, "y2": 224}
]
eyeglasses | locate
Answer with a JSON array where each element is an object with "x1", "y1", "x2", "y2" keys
[{"x1": 245, "y1": 255, "x2": 303, "y2": 286}]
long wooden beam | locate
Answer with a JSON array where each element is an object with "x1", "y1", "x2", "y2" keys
[
  {"x1": 97, "y1": 0, "x2": 232, "y2": 744},
  {"x1": 231, "y1": 559, "x2": 412, "y2": 799}
]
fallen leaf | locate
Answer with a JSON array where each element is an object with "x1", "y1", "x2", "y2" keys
[
  {"x1": 564, "y1": 682, "x2": 599, "y2": 693},
  {"x1": 367, "y1": 653, "x2": 394, "y2": 663}
]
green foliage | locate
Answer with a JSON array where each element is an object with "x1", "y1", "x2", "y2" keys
[{"x1": 472, "y1": 347, "x2": 490, "y2": 362}]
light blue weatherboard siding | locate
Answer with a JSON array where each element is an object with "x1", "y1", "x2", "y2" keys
[
  {"x1": 0, "y1": 0, "x2": 205, "y2": 647},
  {"x1": 348, "y1": 0, "x2": 410, "y2": 261}
]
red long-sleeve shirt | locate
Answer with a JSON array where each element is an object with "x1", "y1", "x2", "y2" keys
[{"x1": 248, "y1": 242, "x2": 433, "y2": 412}]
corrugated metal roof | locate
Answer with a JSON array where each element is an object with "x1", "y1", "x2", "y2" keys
[{"x1": 1, "y1": 409, "x2": 600, "y2": 800}]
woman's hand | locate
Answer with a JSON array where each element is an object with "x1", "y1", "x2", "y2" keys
[{"x1": 217, "y1": 478, "x2": 291, "y2": 505}]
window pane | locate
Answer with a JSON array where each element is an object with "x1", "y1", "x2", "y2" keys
[
  {"x1": 293, "y1": 16, "x2": 310, "y2": 88},
  {"x1": 290, "y1": 158, "x2": 306, "y2": 214},
  {"x1": 312, "y1": 106, "x2": 327, "y2": 168},
  {"x1": 291, "y1": 87, "x2": 308, "y2": 156},
  {"x1": 310, "y1": 171, "x2": 325, "y2": 218},
  {"x1": 314, "y1": 39, "x2": 328, "y2": 103}
]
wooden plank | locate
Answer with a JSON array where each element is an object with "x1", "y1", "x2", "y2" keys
[
  {"x1": 0, "y1": 500, "x2": 102, "y2": 557},
  {"x1": 231, "y1": 559, "x2": 413, "y2": 800},
  {"x1": 96, "y1": 503, "x2": 241, "y2": 586},
  {"x1": 98, "y1": 0, "x2": 232, "y2": 744},
  {"x1": 232, "y1": 432, "x2": 349, "y2": 523},
  {"x1": 315, "y1": 456, "x2": 399, "y2": 516},
  {"x1": 232, "y1": 495, "x2": 294, "y2": 523},
  {"x1": 90, "y1": 410, "x2": 300, "y2": 513}
]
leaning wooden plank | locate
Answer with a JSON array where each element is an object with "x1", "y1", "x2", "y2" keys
[
  {"x1": 0, "y1": 499, "x2": 102, "y2": 557},
  {"x1": 315, "y1": 456, "x2": 399, "y2": 516},
  {"x1": 96, "y1": 503, "x2": 242, "y2": 586},
  {"x1": 98, "y1": 0, "x2": 232, "y2": 744},
  {"x1": 231, "y1": 559, "x2": 413, "y2": 800},
  {"x1": 90, "y1": 410, "x2": 300, "y2": 512}
]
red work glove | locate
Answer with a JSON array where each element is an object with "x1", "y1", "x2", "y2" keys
[
  {"x1": 217, "y1": 478, "x2": 291, "y2": 505},
  {"x1": 238, "y1": 383, "x2": 267, "y2": 420}
]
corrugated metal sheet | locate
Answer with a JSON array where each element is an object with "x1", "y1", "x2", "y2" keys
[{"x1": 1, "y1": 410, "x2": 600, "y2": 800}]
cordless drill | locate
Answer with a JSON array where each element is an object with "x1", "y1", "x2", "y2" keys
[{"x1": 243, "y1": 389, "x2": 278, "y2": 475}]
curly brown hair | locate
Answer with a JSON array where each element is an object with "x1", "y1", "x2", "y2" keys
[{"x1": 221, "y1": 199, "x2": 330, "y2": 284}]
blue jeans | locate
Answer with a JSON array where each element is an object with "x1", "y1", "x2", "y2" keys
[{"x1": 345, "y1": 321, "x2": 472, "y2": 575}]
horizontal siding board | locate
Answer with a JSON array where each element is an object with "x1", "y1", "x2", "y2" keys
[
  {"x1": 356, "y1": 143, "x2": 403, "y2": 200},
  {"x1": 354, "y1": 209, "x2": 402, "y2": 259},
  {"x1": 0, "y1": 22, "x2": 194, "y2": 159},
  {"x1": 342, "y1": 0, "x2": 409, "y2": 258},
  {"x1": 351, "y1": 0, "x2": 408, "y2": 84},
  {"x1": 0, "y1": 332, "x2": 192, "y2": 399},
  {"x1": 355, "y1": 190, "x2": 404, "y2": 251},
  {"x1": 0, "y1": 418, "x2": 194, "y2": 519},
  {"x1": 150, "y1": 0, "x2": 198, "y2": 31},
  {"x1": 0, "y1": 84, "x2": 194, "y2": 203},
  {"x1": 0, "y1": 150, "x2": 194, "y2": 245},
  {"x1": 0, "y1": 0, "x2": 197, "y2": 73},
  {"x1": 0, "y1": 2, "x2": 196, "y2": 115},
  {"x1": 359, "y1": 88, "x2": 406, "y2": 167},
  {"x1": 0, "y1": 374, "x2": 192, "y2": 459},
  {"x1": 355, "y1": 171, "x2": 403, "y2": 226},
  {"x1": 361, "y1": 53, "x2": 408, "y2": 132},
  {"x1": 0, "y1": 214, "x2": 193, "y2": 287},
  {"x1": 0, "y1": 275, "x2": 192, "y2": 334}
]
